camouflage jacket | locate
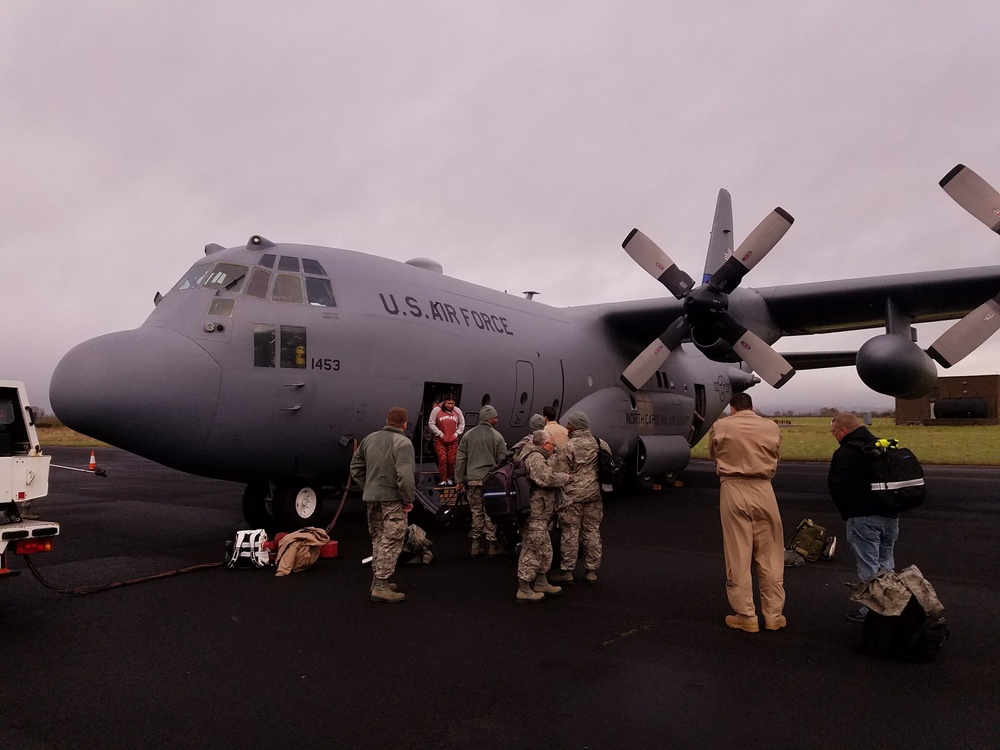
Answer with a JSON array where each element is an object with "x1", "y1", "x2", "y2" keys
[
  {"x1": 349, "y1": 426, "x2": 415, "y2": 504},
  {"x1": 554, "y1": 428, "x2": 608, "y2": 505},
  {"x1": 455, "y1": 422, "x2": 507, "y2": 485},
  {"x1": 517, "y1": 442, "x2": 570, "y2": 519}
]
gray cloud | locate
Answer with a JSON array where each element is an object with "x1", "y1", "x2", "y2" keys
[{"x1": 3, "y1": 1, "x2": 999, "y2": 413}]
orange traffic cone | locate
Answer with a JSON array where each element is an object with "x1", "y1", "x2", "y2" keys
[{"x1": 88, "y1": 452, "x2": 97, "y2": 472}]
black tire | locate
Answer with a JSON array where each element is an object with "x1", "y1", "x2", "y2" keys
[
  {"x1": 242, "y1": 481, "x2": 276, "y2": 530},
  {"x1": 273, "y1": 481, "x2": 326, "y2": 530}
]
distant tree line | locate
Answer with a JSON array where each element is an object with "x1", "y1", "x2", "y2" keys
[{"x1": 771, "y1": 408, "x2": 895, "y2": 418}]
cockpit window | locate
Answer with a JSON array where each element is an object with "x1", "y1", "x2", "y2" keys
[
  {"x1": 172, "y1": 264, "x2": 213, "y2": 291},
  {"x1": 0, "y1": 399, "x2": 13, "y2": 426},
  {"x1": 208, "y1": 298, "x2": 236, "y2": 317},
  {"x1": 277, "y1": 256, "x2": 300, "y2": 272},
  {"x1": 302, "y1": 258, "x2": 327, "y2": 276},
  {"x1": 259, "y1": 253, "x2": 276, "y2": 269},
  {"x1": 201, "y1": 263, "x2": 248, "y2": 293},
  {"x1": 272, "y1": 274, "x2": 304, "y2": 304},
  {"x1": 245, "y1": 268, "x2": 271, "y2": 299},
  {"x1": 305, "y1": 277, "x2": 336, "y2": 307}
]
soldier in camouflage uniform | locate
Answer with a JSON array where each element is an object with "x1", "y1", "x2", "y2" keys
[
  {"x1": 455, "y1": 404, "x2": 507, "y2": 557},
  {"x1": 349, "y1": 406, "x2": 415, "y2": 603},
  {"x1": 514, "y1": 430, "x2": 570, "y2": 603},
  {"x1": 551, "y1": 411, "x2": 609, "y2": 585}
]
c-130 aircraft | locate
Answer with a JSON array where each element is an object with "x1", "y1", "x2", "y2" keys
[{"x1": 50, "y1": 164, "x2": 1000, "y2": 530}]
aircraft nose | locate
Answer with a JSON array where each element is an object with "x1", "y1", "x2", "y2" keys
[{"x1": 50, "y1": 327, "x2": 221, "y2": 469}]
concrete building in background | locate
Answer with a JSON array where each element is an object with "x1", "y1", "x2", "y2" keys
[{"x1": 896, "y1": 375, "x2": 1000, "y2": 426}]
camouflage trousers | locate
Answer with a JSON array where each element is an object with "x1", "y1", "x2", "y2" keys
[
  {"x1": 366, "y1": 501, "x2": 408, "y2": 580},
  {"x1": 557, "y1": 500, "x2": 603, "y2": 572},
  {"x1": 517, "y1": 515, "x2": 553, "y2": 581},
  {"x1": 465, "y1": 485, "x2": 497, "y2": 542}
]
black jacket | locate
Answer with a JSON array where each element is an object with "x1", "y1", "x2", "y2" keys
[{"x1": 827, "y1": 425, "x2": 898, "y2": 520}]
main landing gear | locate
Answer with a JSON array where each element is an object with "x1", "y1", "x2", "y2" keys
[{"x1": 242, "y1": 479, "x2": 328, "y2": 531}]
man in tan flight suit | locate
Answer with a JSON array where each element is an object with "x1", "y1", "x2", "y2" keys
[{"x1": 707, "y1": 392, "x2": 786, "y2": 633}]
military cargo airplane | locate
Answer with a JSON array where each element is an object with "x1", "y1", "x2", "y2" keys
[{"x1": 50, "y1": 165, "x2": 1000, "y2": 530}]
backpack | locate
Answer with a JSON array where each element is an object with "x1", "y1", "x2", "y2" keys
[
  {"x1": 864, "y1": 438, "x2": 926, "y2": 514},
  {"x1": 226, "y1": 529, "x2": 270, "y2": 569},
  {"x1": 862, "y1": 598, "x2": 949, "y2": 662},
  {"x1": 595, "y1": 437, "x2": 623, "y2": 493},
  {"x1": 786, "y1": 518, "x2": 837, "y2": 562},
  {"x1": 482, "y1": 451, "x2": 532, "y2": 522}
]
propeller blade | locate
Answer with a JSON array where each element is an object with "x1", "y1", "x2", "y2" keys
[
  {"x1": 620, "y1": 317, "x2": 690, "y2": 391},
  {"x1": 708, "y1": 207, "x2": 794, "y2": 292},
  {"x1": 940, "y1": 164, "x2": 1000, "y2": 234},
  {"x1": 712, "y1": 312, "x2": 796, "y2": 388},
  {"x1": 622, "y1": 228, "x2": 695, "y2": 299},
  {"x1": 927, "y1": 295, "x2": 1000, "y2": 368}
]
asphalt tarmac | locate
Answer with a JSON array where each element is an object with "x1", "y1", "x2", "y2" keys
[{"x1": 2, "y1": 447, "x2": 998, "y2": 749}]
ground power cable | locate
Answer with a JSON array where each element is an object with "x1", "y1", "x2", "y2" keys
[{"x1": 22, "y1": 555, "x2": 223, "y2": 596}]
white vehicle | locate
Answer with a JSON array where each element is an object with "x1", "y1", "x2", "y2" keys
[{"x1": 0, "y1": 380, "x2": 58, "y2": 576}]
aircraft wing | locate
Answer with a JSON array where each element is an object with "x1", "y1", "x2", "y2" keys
[
  {"x1": 575, "y1": 297, "x2": 685, "y2": 349},
  {"x1": 756, "y1": 265, "x2": 1000, "y2": 336}
]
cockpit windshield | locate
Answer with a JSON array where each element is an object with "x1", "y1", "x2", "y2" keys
[{"x1": 172, "y1": 263, "x2": 249, "y2": 293}]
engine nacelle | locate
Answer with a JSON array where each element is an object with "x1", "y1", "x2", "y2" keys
[
  {"x1": 691, "y1": 332, "x2": 740, "y2": 363},
  {"x1": 856, "y1": 334, "x2": 938, "y2": 399},
  {"x1": 636, "y1": 435, "x2": 691, "y2": 476}
]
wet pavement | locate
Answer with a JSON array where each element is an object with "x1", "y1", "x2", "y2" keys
[{"x1": 1, "y1": 447, "x2": 998, "y2": 749}]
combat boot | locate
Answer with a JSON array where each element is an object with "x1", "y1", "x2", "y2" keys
[
  {"x1": 549, "y1": 569, "x2": 574, "y2": 584},
  {"x1": 370, "y1": 579, "x2": 405, "y2": 603},
  {"x1": 515, "y1": 579, "x2": 545, "y2": 604},
  {"x1": 488, "y1": 541, "x2": 503, "y2": 558},
  {"x1": 533, "y1": 573, "x2": 563, "y2": 596},
  {"x1": 471, "y1": 538, "x2": 483, "y2": 558}
]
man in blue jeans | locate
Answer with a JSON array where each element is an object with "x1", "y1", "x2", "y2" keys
[{"x1": 828, "y1": 412, "x2": 900, "y2": 621}]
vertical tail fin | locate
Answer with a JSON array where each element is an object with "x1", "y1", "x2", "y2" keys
[{"x1": 702, "y1": 188, "x2": 734, "y2": 283}]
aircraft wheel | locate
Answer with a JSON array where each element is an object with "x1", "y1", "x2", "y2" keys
[
  {"x1": 274, "y1": 481, "x2": 325, "y2": 530},
  {"x1": 242, "y1": 481, "x2": 275, "y2": 530}
]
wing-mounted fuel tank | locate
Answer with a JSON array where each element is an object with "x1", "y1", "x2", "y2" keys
[
  {"x1": 562, "y1": 387, "x2": 694, "y2": 476},
  {"x1": 855, "y1": 334, "x2": 938, "y2": 399}
]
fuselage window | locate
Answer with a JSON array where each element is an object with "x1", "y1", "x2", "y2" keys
[
  {"x1": 259, "y1": 254, "x2": 276, "y2": 269},
  {"x1": 272, "y1": 274, "x2": 304, "y2": 304},
  {"x1": 173, "y1": 264, "x2": 212, "y2": 291},
  {"x1": 278, "y1": 256, "x2": 300, "y2": 272},
  {"x1": 245, "y1": 268, "x2": 271, "y2": 299},
  {"x1": 208, "y1": 298, "x2": 235, "y2": 317},
  {"x1": 253, "y1": 324, "x2": 276, "y2": 368},
  {"x1": 280, "y1": 326, "x2": 307, "y2": 369},
  {"x1": 302, "y1": 258, "x2": 327, "y2": 276},
  {"x1": 202, "y1": 263, "x2": 248, "y2": 293},
  {"x1": 305, "y1": 277, "x2": 337, "y2": 307}
]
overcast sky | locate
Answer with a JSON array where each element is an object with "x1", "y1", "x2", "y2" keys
[{"x1": 4, "y1": 2, "x2": 1000, "y2": 414}]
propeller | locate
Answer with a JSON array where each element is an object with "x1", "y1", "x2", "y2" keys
[
  {"x1": 620, "y1": 206, "x2": 796, "y2": 391},
  {"x1": 927, "y1": 165, "x2": 1000, "y2": 368}
]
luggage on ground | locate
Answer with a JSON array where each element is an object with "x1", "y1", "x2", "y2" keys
[
  {"x1": 226, "y1": 529, "x2": 270, "y2": 569},
  {"x1": 786, "y1": 518, "x2": 837, "y2": 562},
  {"x1": 855, "y1": 565, "x2": 949, "y2": 661}
]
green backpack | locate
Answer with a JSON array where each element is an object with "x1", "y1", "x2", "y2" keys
[{"x1": 787, "y1": 518, "x2": 837, "y2": 562}]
